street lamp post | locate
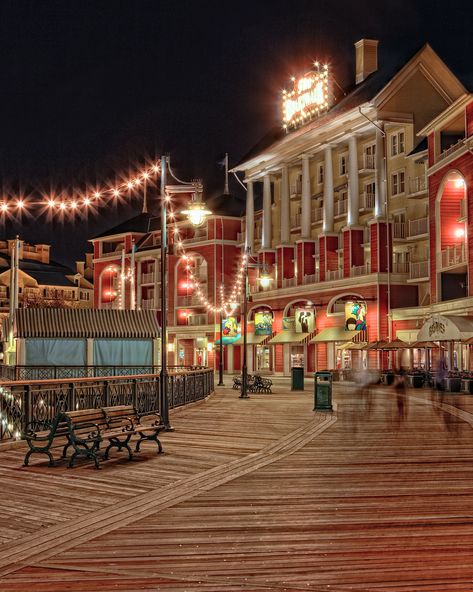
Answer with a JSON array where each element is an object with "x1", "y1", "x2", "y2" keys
[{"x1": 218, "y1": 306, "x2": 225, "y2": 386}]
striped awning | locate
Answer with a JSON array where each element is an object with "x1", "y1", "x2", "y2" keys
[
  {"x1": 311, "y1": 328, "x2": 358, "y2": 343},
  {"x1": 11, "y1": 308, "x2": 160, "y2": 339},
  {"x1": 233, "y1": 333, "x2": 271, "y2": 345},
  {"x1": 268, "y1": 330, "x2": 310, "y2": 344}
]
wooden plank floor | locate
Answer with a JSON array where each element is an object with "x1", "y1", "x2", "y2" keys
[{"x1": 2, "y1": 383, "x2": 473, "y2": 590}]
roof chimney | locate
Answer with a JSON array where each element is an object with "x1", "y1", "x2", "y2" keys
[{"x1": 355, "y1": 39, "x2": 379, "y2": 84}]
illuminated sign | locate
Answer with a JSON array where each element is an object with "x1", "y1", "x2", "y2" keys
[
  {"x1": 254, "y1": 311, "x2": 273, "y2": 335},
  {"x1": 295, "y1": 309, "x2": 315, "y2": 333},
  {"x1": 282, "y1": 64, "x2": 329, "y2": 129},
  {"x1": 345, "y1": 302, "x2": 367, "y2": 331}
]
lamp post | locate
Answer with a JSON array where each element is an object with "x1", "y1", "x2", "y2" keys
[
  {"x1": 239, "y1": 247, "x2": 272, "y2": 399},
  {"x1": 218, "y1": 305, "x2": 225, "y2": 386}
]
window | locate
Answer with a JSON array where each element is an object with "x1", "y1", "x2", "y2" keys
[
  {"x1": 391, "y1": 130, "x2": 405, "y2": 156},
  {"x1": 317, "y1": 164, "x2": 324, "y2": 184},
  {"x1": 365, "y1": 181, "x2": 376, "y2": 196},
  {"x1": 339, "y1": 154, "x2": 348, "y2": 176},
  {"x1": 363, "y1": 144, "x2": 376, "y2": 169},
  {"x1": 391, "y1": 170, "x2": 405, "y2": 196}
]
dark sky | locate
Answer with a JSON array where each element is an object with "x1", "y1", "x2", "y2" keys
[{"x1": 0, "y1": 0, "x2": 472, "y2": 266}]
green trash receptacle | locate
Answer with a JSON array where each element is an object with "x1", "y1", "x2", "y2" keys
[
  {"x1": 291, "y1": 367, "x2": 304, "y2": 391},
  {"x1": 314, "y1": 371, "x2": 333, "y2": 411}
]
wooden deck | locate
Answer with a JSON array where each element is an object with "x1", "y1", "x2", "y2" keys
[{"x1": 1, "y1": 383, "x2": 473, "y2": 590}]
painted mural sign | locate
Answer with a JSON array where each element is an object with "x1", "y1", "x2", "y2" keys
[
  {"x1": 254, "y1": 311, "x2": 273, "y2": 336},
  {"x1": 295, "y1": 309, "x2": 315, "y2": 333},
  {"x1": 221, "y1": 317, "x2": 240, "y2": 344},
  {"x1": 345, "y1": 301, "x2": 367, "y2": 331}
]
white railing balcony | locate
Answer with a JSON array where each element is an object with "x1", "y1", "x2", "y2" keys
[
  {"x1": 312, "y1": 207, "x2": 323, "y2": 223},
  {"x1": 361, "y1": 153, "x2": 375, "y2": 170},
  {"x1": 441, "y1": 243, "x2": 466, "y2": 268},
  {"x1": 141, "y1": 272, "x2": 155, "y2": 284},
  {"x1": 408, "y1": 176, "x2": 427, "y2": 195},
  {"x1": 291, "y1": 179, "x2": 302, "y2": 195},
  {"x1": 282, "y1": 277, "x2": 296, "y2": 288},
  {"x1": 188, "y1": 313, "x2": 208, "y2": 326},
  {"x1": 141, "y1": 299, "x2": 156, "y2": 310},
  {"x1": 334, "y1": 199, "x2": 348, "y2": 217},
  {"x1": 407, "y1": 217, "x2": 429, "y2": 238},
  {"x1": 392, "y1": 222, "x2": 407, "y2": 239},
  {"x1": 351, "y1": 262, "x2": 371, "y2": 277},
  {"x1": 182, "y1": 231, "x2": 208, "y2": 244},
  {"x1": 303, "y1": 272, "x2": 319, "y2": 284},
  {"x1": 177, "y1": 294, "x2": 206, "y2": 307},
  {"x1": 438, "y1": 138, "x2": 465, "y2": 162},
  {"x1": 326, "y1": 268, "x2": 343, "y2": 281},
  {"x1": 392, "y1": 261, "x2": 409, "y2": 274},
  {"x1": 409, "y1": 260, "x2": 429, "y2": 280},
  {"x1": 360, "y1": 192, "x2": 375, "y2": 210}
]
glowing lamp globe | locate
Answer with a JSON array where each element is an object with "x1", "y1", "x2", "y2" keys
[
  {"x1": 181, "y1": 200, "x2": 212, "y2": 227},
  {"x1": 258, "y1": 269, "x2": 273, "y2": 289}
]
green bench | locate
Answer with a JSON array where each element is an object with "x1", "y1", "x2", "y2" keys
[{"x1": 23, "y1": 405, "x2": 164, "y2": 469}]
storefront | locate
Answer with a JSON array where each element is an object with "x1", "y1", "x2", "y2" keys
[{"x1": 416, "y1": 314, "x2": 473, "y2": 370}]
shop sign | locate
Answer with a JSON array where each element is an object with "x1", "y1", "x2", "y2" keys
[
  {"x1": 345, "y1": 301, "x2": 367, "y2": 331},
  {"x1": 282, "y1": 65, "x2": 329, "y2": 129},
  {"x1": 254, "y1": 311, "x2": 273, "y2": 335},
  {"x1": 295, "y1": 308, "x2": 315, "y2": 333},
  {"x1": 221, "y1": 317, "x2": 240, "y2": 344},
  {"x1": 282, "y1": 317, "x2": 296, "y2": 331}
]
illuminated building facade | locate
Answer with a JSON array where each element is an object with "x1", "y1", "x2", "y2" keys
[{"x1": 232, "y1": 39, "x2": 472, "y2": 375}]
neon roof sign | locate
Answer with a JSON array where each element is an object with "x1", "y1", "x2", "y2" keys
[{"x1": 282, "y1": 63, "x2": 329, "y2": 130}]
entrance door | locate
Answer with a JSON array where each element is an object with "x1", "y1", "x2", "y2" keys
[{"x1": 256, "y1": 345, "x2": 271, "y2": 372}]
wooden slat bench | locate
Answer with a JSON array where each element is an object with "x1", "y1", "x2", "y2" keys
[{"x1": 101, "y1": 405, "x2": 164, "y2": 456}]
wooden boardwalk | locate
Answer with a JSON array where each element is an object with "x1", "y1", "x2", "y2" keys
[{"x1": 1, "y1": 383, "x2": 473, "y2": 590}]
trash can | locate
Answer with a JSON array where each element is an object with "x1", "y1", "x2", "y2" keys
[
  {"x1": 291, "y1": 367, "x2": 304, "y2": 391},
  {"x1": 314, "y1": 371, "x2": 333, "y2": 411}
]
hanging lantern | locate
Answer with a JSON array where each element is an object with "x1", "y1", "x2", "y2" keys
[
  {"x1": 258, "y1": 265, "x2": 273, "y2": 288},
  {"x1": 181, "y1": 198, "x2": 212, "y2": 227}
]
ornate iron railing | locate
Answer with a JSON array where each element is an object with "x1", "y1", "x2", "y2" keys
[
  {"x1": 0, "y1": 368, "x2": 214, "y2": 441},
  {"x1": 0, "y1": 365, "x2": 206, "y2": 382}
]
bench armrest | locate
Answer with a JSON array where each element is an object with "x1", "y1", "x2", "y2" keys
[
  {"x1": 70, "y1": 422, "x2": 102, "y2": 443},
  {"x1": 24, "y1": 420, "x2": 54, "y2": 440},
  {"x1": 136, "y1": 411, "x2": 161, "y2": 427},
  {"x1": 107, "y1": 416, "x2": 134, "y2": 432}
]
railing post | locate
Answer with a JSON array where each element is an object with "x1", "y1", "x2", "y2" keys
[
  {"x1": 104, "y1": 380, "x2": 110, "y2": 407},
  {"x1": 23, "y1": 385, "x2": 31, "y2": 434},
  {"x1": 132, "y1": 379, "x2": 137, "y2": 408},
  {"x1": 69, "y1": 382, "x2": 75, "y2": 411}
]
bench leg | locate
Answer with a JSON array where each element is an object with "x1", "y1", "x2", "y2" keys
[
  {"x1": 104, "y1": 436, "x2": 133, "y2": 461},
  {"x1": 23, "y1": 448, "x2": 54, "y2": 467},
  {"x1": 62, "y1": 442, "x2": 72, "y2": 459},
  {"x1": 135, "y1": 434, "x2": 163, "y2": 454}
]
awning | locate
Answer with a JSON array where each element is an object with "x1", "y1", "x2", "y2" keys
[
  {"x1": 341, "y1": 341, "x2": 367, "y2": 350},
  {"x1": 10, "y1": 308, "x2": 161, "y2": 339},
  {"x1": 268, "y1": 330, "x2": 310, "y2": 344},
  {"x1": 233, "y1": 333, "x2": 271, "y2": 345},
  {"x1": 417, "y1": 315, "x2": 473, "y2": 342},
  {"x1": 310, "y1": 328, "x2": 358, "y2": 343}
]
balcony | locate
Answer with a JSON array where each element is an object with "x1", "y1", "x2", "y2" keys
[
  {"x1": 438, "y1": 138, "x2": 465, "y2": 162},
  {"x1": 182, "y1": 230, "x2": 208, "y2": 244},
  {"x1": 360, "y1": 191, "x2": 375, "y2": 211},
  {"x1": 407, "y1": 217, "x2": 429, "y2": 238},
  {"x1": 141, "y1": 299, "x2": 157, "y2": 310},
  {"x1": 281, "y1": 277, "x2": 296, "y2": 288},
  {"x1": 359, "y1": 153, "x2": 375, "y2": 172},
  {"x1": 291, "y1": 212, "x2": 302, "y2": 228},
  {"x1": 409, "y1": 260, "x2": 429, "y2": 281},
  {"x1": 334, "y1": 199, "x2": 348, "y2": 217},
  {"x1": 392, "y1": 261, "x2": 409, "y2": 274},
  {"x1": 392, "y1": 222, "x2": 407, "y2": 239},
  {"x1": 188, "y1": 313, "x2": 208, "y2": 326},
  {"x1": 290, "y1": 179, "x2": 302, "y2": 196},
  {"x1": 141, "y1": 272, "x2": 155, "y2": 284},
  {"x1": 326, "y1": 269, "x2": 343, "y2": 281},
  {"x1": 312, "y1": 207, "x2": 323, "y2": 223},
  {"x1": 408, "y1": 176, "x2": 427, "y2": 196},
  {"x1": 303, "y1": 272, "x2": 319, "y2": 284},
  {"x1": 351, "y1": 262, "x2": 371, "y2": 277},
  {"x1": 177, "y1": 294, "x2": 206, "y2": 307},
  {"x1": 441, "y1": 243, "x2": 466, "y2": 269}
]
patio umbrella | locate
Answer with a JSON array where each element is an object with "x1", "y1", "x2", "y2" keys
[
  {"x1": 411, "y1": 340, "x2": 444, "y2": 348},
  {"x1": 463, "y1": 336, "x2": 473, "y2": 345},
  {"x1": 365, "y1": 340, "x2": 389, "y2": 350},
  {"x1": 381, "y1": 339, "x2": 409, "y2": 350}
]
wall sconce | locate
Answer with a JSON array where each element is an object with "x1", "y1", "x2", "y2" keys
[{"x1": 167, "y1": 342, "x2": 174, "y2": 352}]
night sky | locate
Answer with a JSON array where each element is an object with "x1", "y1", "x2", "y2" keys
[{"x1": 0, "y1": 0, "x2": 472, "y2": 266}]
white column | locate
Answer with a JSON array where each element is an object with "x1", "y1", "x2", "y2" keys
[
  {"x1": 323, "y1": 147, "x2": 334, "y2": 233},
  {"x1": 375, "y1": 124, "x2": 386, "y2": 218},
  {"x1": 245, "y1": 180, "x2": 254, "y2": 252},
  {"x1": 347, "y1": 136, "x2": 360, "y2": 226},
  {"x1": 227, "y1": 344, "x2": 234, "y2": 373},
  {"x1": 280, "y1": 166, "x2": 290, "y2": 244},
  {"x1": 262, "y1": 174, "x2": 272, "y2": 249},
  {"x1": 301, "y1": 155, "x2": 311, "y2": 238}
]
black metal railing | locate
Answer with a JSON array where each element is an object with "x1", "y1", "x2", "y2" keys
[
  {"x1": 0, "y1": 364, "x2": 206, "y2": 382},
  {"x1": 0, "y1": 368, "x2": 214, "y2": 441}
]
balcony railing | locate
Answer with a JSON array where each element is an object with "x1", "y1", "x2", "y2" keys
[
  {"x1": 334, "y1": 199, "x2": 348, "y2": 217},
  {"x1": 326, "y1": 268, "x2": 343, "y2": 281},
  {"x1": 407, "y1": 217, "x2": 429, "y2": 238},
  {"x1": 351, "y1": 262, "x2": 371, "y2": 277},
  {"x1": 438, "y1": 138, "x2": 465, "y2": 162},
  {"x1": 177, "y1": 294, "x2": 206, "y2": 307},
  {"x1": 141, "y1": 272, "x2": 155, "y2": 284},
  {"x1": 360, "y1": 191, "x2": 375, "y2": 210},
  {"x1": 312, "y1": 207, "x2": 323, "y2": 223},
  {"x1": 281, "y1": 277, "x2": 296, "y2": 288},
  {"x1": 292, "y1": 212, "x2": 302, "y2": 228},
  {"x1": 408, "y1": 176, "x2": 427, "y2": 195},
  {"x1": 361, "y1": 153, "x2": 375, "y2": 170},
  {"x1": 182, "y1": 231, "x2": 208, "y2": 244},
  {"x1": 441, "y1": 243, "x2": 466, "y2": 268},
  {"x1": 409, "y1": 260, "x2": 429, "y2": 280},
  {"x1": 392, "y1": 261, "x2": 409, "y2": 274},
  {"x1": 392, "y1": 222, "x2": 407, "y2": 239},
  {"x1": 303, "y1": 272, "x2": 319, "y2": 284},
  {"x1": 141, "y1": 299, "x2": 160, "y2": 310},
  {"x1": 291, "y1": 179, "x2": 302, "y2": 195},
  {"x1": 188, "y1": 313, "x2": 208, "y2": 326}
]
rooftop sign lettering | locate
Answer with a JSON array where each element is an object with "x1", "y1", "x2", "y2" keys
[{"x1": 282, "y1": 64, "x2": 329, "y2": 130}]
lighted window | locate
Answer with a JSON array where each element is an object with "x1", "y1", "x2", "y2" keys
[
  {"x1": 391, "y1": 171, "x2": 405, "y2": 196},
  {"x1": 391, "y1": 130, "x2": 405, "y2": 156}
]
